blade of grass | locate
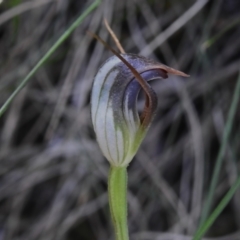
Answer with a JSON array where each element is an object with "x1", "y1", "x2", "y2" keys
[
  {"x1": 0, "y1": 0, "x2": 101, "y2": 118},
  {"x1": 201, "y1": 17, "x2": 240, "y2": 50},
  {"x1": 193, "y1": 174, "x2": 240, "y2": 240},
  {"x1": 199, "y1": 72, "x2": 240, "y2": 226}
]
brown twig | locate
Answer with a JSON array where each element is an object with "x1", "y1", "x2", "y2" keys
[{"x1": 104, "y1": 18, "x2": 126, "y2": 54}]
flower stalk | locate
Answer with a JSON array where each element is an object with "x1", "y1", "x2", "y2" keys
[{"x1": 108, "y1": 166, "x2": 129, "y2": 240}]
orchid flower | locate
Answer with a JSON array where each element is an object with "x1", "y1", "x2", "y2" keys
[
  {"x1": 90, "y1": 31, "x2": 189, "y2": 240},
  {"x1": 91, "y1": 53, "x2": 188, "y2": 167}
]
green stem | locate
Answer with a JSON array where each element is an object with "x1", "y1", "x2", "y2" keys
[{"x1": 108, "y1": 166, "x2": 129, "y2": 240}]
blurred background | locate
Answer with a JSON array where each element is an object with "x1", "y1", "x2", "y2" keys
[{"x1": 0, "y1": 0, "x2": 240, "y2": 239}]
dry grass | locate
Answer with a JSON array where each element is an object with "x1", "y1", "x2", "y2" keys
[{"x1": 0, "y1": 0, "x2": 240, "y2": 239}]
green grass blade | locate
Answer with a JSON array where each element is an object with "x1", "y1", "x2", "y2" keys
[
  {"x1": 193, "y1": 175, "x2": 240, "y2": 240},
  {"x1": 199, "y1": 72, "x2": 240, "y2": 226},
  {"x1": 202, "y1": 17, "x2": 240, "y2": 50},
  {"x1": 0, "y1": 0, "x2": 101, "y2": 118}
]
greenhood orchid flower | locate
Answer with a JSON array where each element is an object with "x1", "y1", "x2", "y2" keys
[
  {"x1": 89, "y1": 29, "x2": 189, "y2": 240},
  {"x1": 91, "y1": 53, "x2": 188, "y2": 167}
]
